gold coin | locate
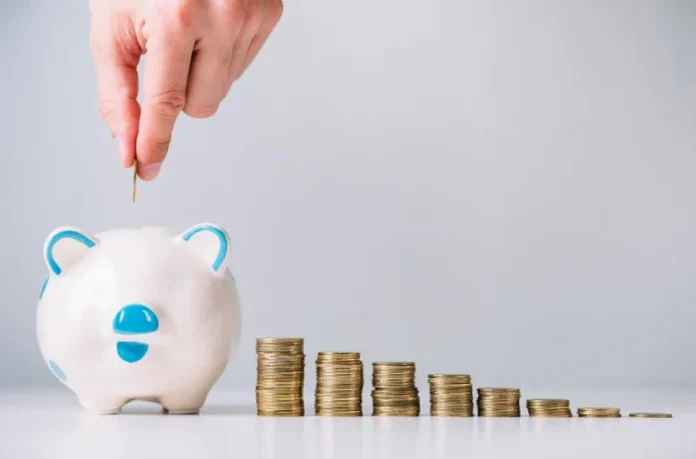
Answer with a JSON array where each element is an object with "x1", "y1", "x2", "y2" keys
[
  {"x1": 317, "y1": 352, "x2": 361, "y2": 361},
  {"x1": 428, "y1": 374, "x2": 471, "y2": 383},
  {"x1": 629, "y1": 413, "x2": 672, "y2": 418},
  {"x1": 256, "y1": 338, "x2": 304, "y2": 354},
  {"x1": 527, "y1": 399, "x2": 570, "y2": 405},
  {"x1": 577, "y1": 407, "x2": 620, "y2": 414},
  {"x1": 477, "y1": 388, "x2": 520, "y2": 394},
  {"x1": 257, "y1": 353, "x2": 305, "y2": 362},
  {"x1": 577, "y1": 407, "x2": 621, "y2": 418},
  {"x1": 132, "y1": 159, "x2": 137, "y2": 202},
  {"x1": 316, "y1": 412, "x2": 363, "y2": 417}
]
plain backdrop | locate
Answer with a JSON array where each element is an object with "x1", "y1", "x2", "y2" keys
[{"x1": 0, "y1": 1, "x2": 694, "y2": 395}]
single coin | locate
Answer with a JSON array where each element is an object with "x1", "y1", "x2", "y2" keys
[
  {"x1": 317, "y1": 352, "x2": 361, "y2": 360},
  {"x1": 132, "y1": 159, "x2": 138, "y2": 202},
  {"x1": 477, "y1": 387, "x2": 520, "y2": 393},
  {"x1": 527, "y1": 399, "x2": 570, "y2": 405},
  {"x1": 629, "y1": 412, "x2": 673, "y2": 418}
]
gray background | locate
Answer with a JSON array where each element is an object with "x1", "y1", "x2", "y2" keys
[{"x1": 1, "y1": 1, "x2": 694, "y2": 393}]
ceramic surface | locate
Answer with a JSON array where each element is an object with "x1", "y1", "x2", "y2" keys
[{"x1": 36, "y1": 223, "x2": 241, "y2": 414}]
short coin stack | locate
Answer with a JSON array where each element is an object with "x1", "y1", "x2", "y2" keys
[
  {"x1": 629, "y1": 412, "x2": 672, "y2": 418},
  {"x1": 315, "y1": 352, "x2": 364, "y2": 416},
  {"x1": 372, "y1": 362, "x2": 420, "y2": 416},
  {"x1": 256, "y1": 338, "x2": 305, "y2": 416},
  {"x1": 477, "y1": 388, "x2": 521, "y2": 417},
  {"x1": 577, "y1": 407, "x2": 621, "y2": 418},
  {"x1": 526, "y1": 399, "x2": 572, "y2": 417},
  {"x1": 428, "y1": 374, "x2": 473, "y2": 417}
]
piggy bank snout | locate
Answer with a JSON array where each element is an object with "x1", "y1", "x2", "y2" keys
[
  {"x1": 113, "y1": 304, "x2": 160, "y2": 335},
  {"x1": 113, "y1": 304, "x2": 159, "y2": 364}
]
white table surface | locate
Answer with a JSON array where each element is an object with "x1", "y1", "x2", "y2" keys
[{"x1": 1, "y1": 388, "x2": 694, "y2": 459}]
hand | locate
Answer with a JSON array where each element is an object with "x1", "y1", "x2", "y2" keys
[{"x1": 89, "y1": 0, "x2": 283, "y2": 180}]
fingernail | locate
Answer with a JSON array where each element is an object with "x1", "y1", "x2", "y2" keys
[{"x1": 140, "y1": 162, "x2": 161, "y2": 181}]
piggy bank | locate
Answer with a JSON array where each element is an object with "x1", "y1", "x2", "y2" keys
[{"x1": 36, "y1": 223, "x2": 241, "y2": 414}]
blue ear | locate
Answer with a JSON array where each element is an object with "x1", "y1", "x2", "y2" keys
[
  {"x1": 44, "y1": 227, "x2": 98, "y2": 276},
  {"x1": 177, "y1": 223, "x2": 230, "y2": 273}
]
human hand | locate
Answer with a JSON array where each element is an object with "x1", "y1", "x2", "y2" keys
[{"x1": 89, "y1": 0, "x2": 283, "y2": 180}]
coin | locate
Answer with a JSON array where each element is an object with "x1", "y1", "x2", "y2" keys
[
  {"x1": 256, "y1": 337, "x2": 305, "y2": 417},
  {"x1": 132, "y1": 159, "x2": 138, "y2": 202},
  {"x1": 428, "y1": 374, "x2": 473, "y2": 417},
  {"x1": 629, "y1": 412, "x2": 673, "y2": 418},
  {"x1": 477, "y1": 387, "x2": 521, "y2": 417},
  {"x1": 315, "y1": 351, "x2": 364, "y2": 417},
  {"x1": 526, "y1": 399, "x2": 572, "y2": 418},
  {"x1": 577, "y1": 407, "x2": 621, "y2": 418},
  {"x1": 256, "y1": 338, "x2": 304, "y2": 354},
  {"x1": 371, "y1": 362, "x2": 420, "y2": 416}
]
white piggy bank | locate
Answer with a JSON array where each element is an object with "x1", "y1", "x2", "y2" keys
[{"x1": 36, "y1": 223, "x2": 241, "y2": 414}]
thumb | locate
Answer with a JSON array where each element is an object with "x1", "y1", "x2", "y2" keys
[{"x1": 90, "y1": 14, "x2": 141, "y2": 167}]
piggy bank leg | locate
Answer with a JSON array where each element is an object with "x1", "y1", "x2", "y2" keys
[
  {"x1": 160, "y1": 390, "x2": 209, "y2": 415},
  {"x1": 78, "y1": 395, "x2": 127, "y2": 414}
]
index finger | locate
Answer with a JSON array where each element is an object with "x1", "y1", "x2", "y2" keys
[{"x1": 136, "y1": 31, "x2": 194, "y2": 180}]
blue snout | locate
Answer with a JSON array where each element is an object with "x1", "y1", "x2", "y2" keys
[
  {"x1": 113, "y1": 304, "x2": 159, "y2": 335},
  {"x1": 113, "y1": 304, "x2": 158, "y2": 363}
]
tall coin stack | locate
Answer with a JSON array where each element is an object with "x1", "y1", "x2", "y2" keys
[
  {"x1": 372, "y1": 362, "x2": 420, "y2": 416},
  {"x1": 428, "y1": 374, "x2": 474, "y2": 417},
  {"x1": 256, "y1": 338, "x2": 305, "y2": 416},
  {"x1": 526, "y1": 399, "x2": 572, "y2": 417},
  {"x1": 477, "y1": 388, "x2": 521, "y2": 417},
  {"x1": 315, "y1": 352, "x2": 364, "y2": 416}
]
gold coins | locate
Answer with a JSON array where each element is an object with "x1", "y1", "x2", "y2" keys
[
  {"x1": 477, "y1": 388, "x2": 521, "y2": 417},
  {"x1": 428, "y1": 374, "x2": 473, "y2": 417},
  {"x1": 256, "y1": 338, "x2": 305, "y2": 416},
  {"x1": 526, "y1": 399, "x2": 572, "y2": 418},
  {"x1": 315, "y1": 352, "x2": 364, "y2": 417},
  {"x1": 577, "y1": 407, "x2": 621, "y2": 418},
  {"x1": 132, "y1": 159, "x2": 138, "y2": 203},
  {"x1": 629, "y1": 412, "x2": 673, "y2": 418},
  {"x1": 372, "y1": 362, "x2": 420, "y2": 416}
]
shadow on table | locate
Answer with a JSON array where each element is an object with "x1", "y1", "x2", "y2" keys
[{"x1": 118, "y1": 400, "x2": 257, "y2": 416}]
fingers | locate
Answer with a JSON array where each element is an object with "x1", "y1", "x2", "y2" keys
[
  {"x1": 181, "y1": 50, "x2": 230, "y2": 118},
  {"x1": 136, "y1": 14, "x2": 196, "y2": 181},
  {"x1": 90, "y1": 14, "x2": 142, "y2": 167},
  {"x1": 90, "y1": 0, "x2": 283, "y2": 180},
  {"x1": 239, "y1": 0, "x2": 283, "y2": 78},
  {"x1": 184, "y1": 0, "x2": 283, "y2": 119},
  {"x1": 227, "y1": 0, "x2": 268, "y2": 84},
  {"x1": 183, "y1": 0, "x2": 246, "y2": 118}
]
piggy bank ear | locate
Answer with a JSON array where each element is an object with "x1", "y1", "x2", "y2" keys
[
  {"x1": 176, "y1": 223, "x2": 230, "y2": 273},
  {"x1": 44, "y1": 227, "x2": 99, "y2": 276}
]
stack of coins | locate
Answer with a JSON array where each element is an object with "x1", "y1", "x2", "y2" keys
[
  {"x1": 256, "y1": 338, "x2": 305, "y2": 416},
  {"x1": 315, "y1": 352, "x2": 364, "y2": 416},
  {"x1": 577, "y1": 407, "x2": 621, "y2": 418},
  {"x1": 428, "y1": 374, "x2": 473, "y2": 417},
  {"x1": 526, "y1": 399, "x2": 572, "y2": 417},
  {"x1": 477, "y1": 388, "x2": 521, "y2": 417},
  {"x1": 372, "y1": 362, "x2": 420, "y2": 416}
]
